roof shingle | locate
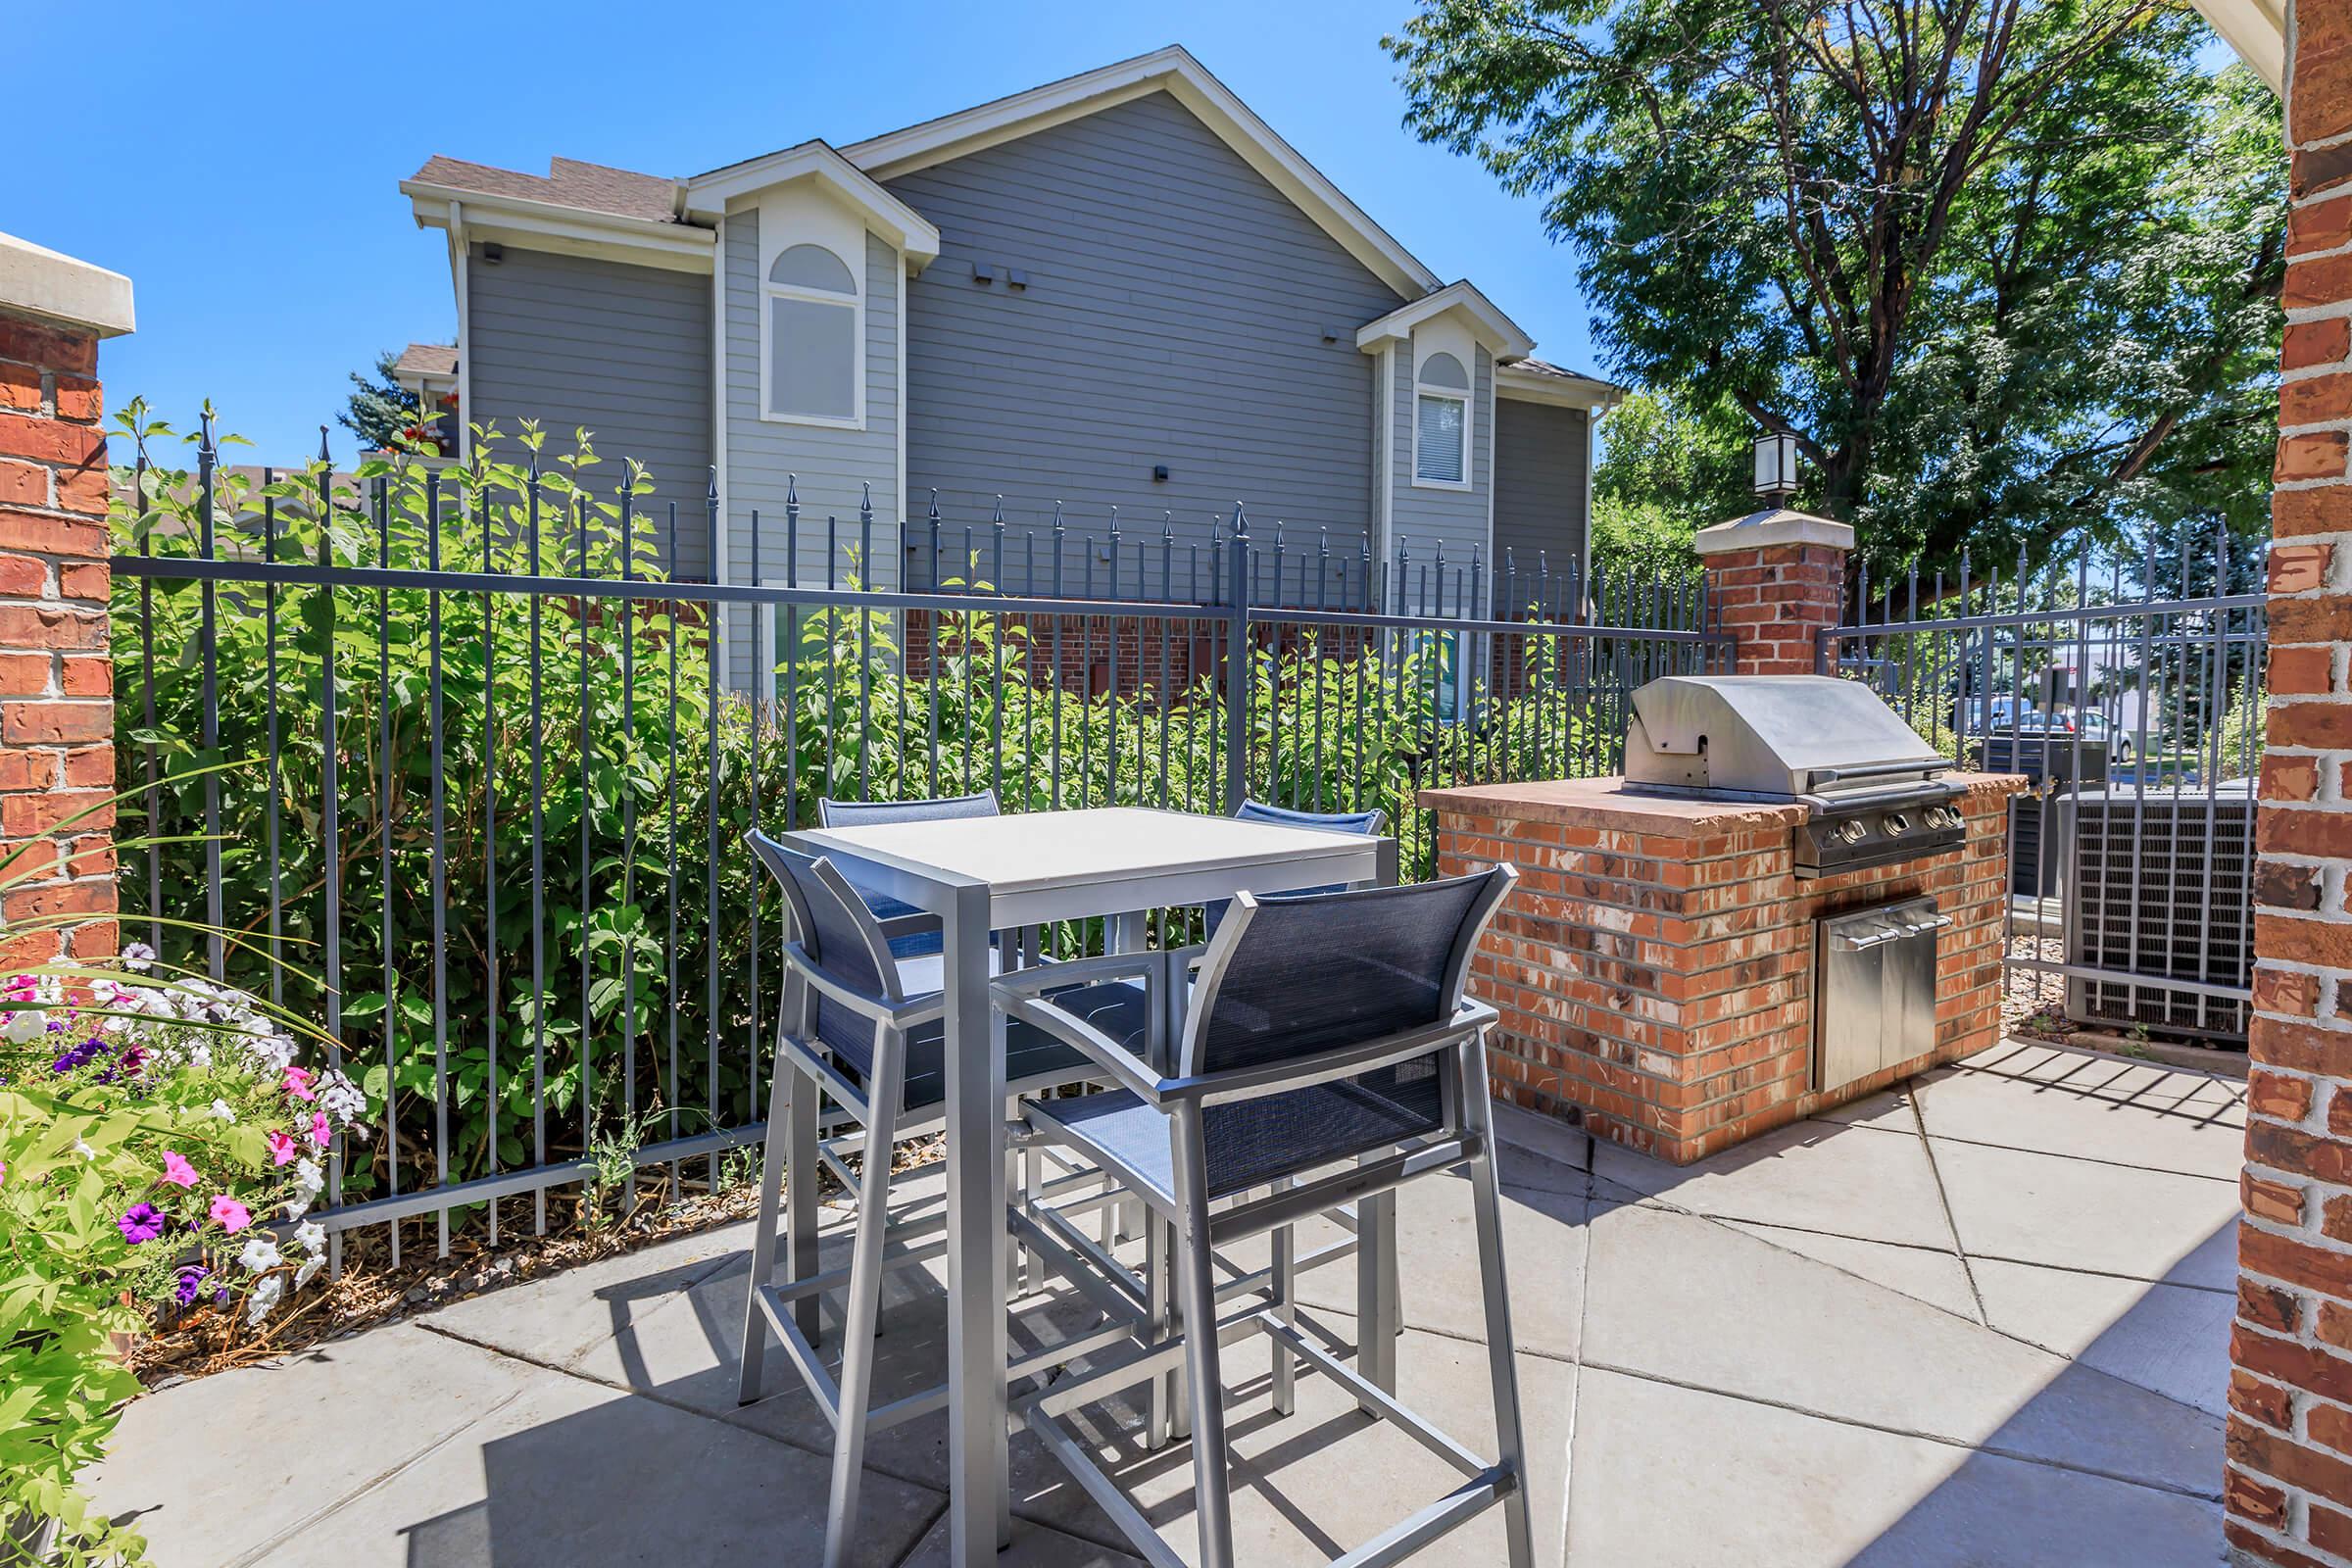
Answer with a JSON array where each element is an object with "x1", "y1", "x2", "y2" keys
[{"x1": 406, "y1": 156, "x2": 680, "y2": 223}]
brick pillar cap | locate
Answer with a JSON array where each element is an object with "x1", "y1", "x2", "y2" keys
[
  {"x1": 1692, "y1": 508, "x2": 1854, "y2": 557},
  {"x1": 0, "y1": 232, "x2": 134, "y2": 338}
]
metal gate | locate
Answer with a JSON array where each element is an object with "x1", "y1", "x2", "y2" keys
[{"x1": 1819, "y1": 527, "x2": 2266, "y2": 1043}]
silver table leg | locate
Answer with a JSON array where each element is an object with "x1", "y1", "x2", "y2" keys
[{"x1": 943, "y1": 878, "x2": 1011, "y2": 1561}]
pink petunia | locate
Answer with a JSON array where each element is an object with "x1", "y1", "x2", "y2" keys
[
  {"x1": 209, "y1": 1195, "x2": 251, "y2": 1233},
  {"x1": 267, "y1": 1130, "x2": 299, "y2": 1167},
  {"x1": 281, "y1": 1066, "x2": 317, "y2": 1102},
  {"x1": 310, "y1": 1111, "x2": 332, "y2": 1149},
  {"x1": 161, "y1": 1151, "x2": 199, "y2": 1188}
]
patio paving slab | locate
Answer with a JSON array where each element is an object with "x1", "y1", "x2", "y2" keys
[
  {"x1": 84, "y1": 1324, "x2": 542, "y2": 1568},
  {"x1": 243, "y1": 1361, "x2": 943, "y2": 1568},
  {"x1": 1563, "y1": 1367, "x2": 2223, "y2": 1567},
  {"x1": 1905, "y1": 1057, "x2": 2247, "y2": 1180},
  {"x1": 1969, "y1": 1256, "x2": 2233, "y2": 1418},
  {"x1": 1932, "y1": 1138, "x2": 2242, "y2": 1287},
  {"x1": 416, "y1": 1215, "x2": 759, "y2": 1367},
  {"x1": 1589, "y1": 1113, "x2": 1955, "y2": 1249},
  {"x1": 1578, "y1": 1202, "x2": 2221, "y2": 1496},
  {"x1": 1718, "y1": 1221, "x2": 1982, "y2": 1321},
  {"x1": 897, "y1": 1514, "x2": 1147, "y2": 1566}
]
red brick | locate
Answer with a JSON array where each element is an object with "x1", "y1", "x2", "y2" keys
[
  {"x1": 0, "y1": 929, "x2": 60, "y2": 968},
  {"x1": 2236, "y1": 1367, "x2": 2298, "y2": 1431},
  {"x1": 2229, "y1": 1463, "x2": 2292, "y2": 1529},
  {"x1": 2328, "y1": 1192, "x2": 2352, "y2": 1242},
  {"x1": 0, "y1": 509, "x2": 102, "y2": 557},
  {"x1": 2317, "y1": 1399, "x2": 2352, "y2": 1459},
  {"x1": 2290, "y1": 252, "x2": 2352, "y2": 312},
  {"x1": 57, "y1": 560, "x2": 106, "y2": 600},
  {"x1": 2290, "y1": 318, "x2": 2352, "y2": 372},
  {"x1": 2279, "y1": 430, "x2": 2351, "y2": 480},
  {"x1": 2242, "y1": 1217, "x2": 2352, "y2": 1293},
  {"x1": 0, "y1": 318, "x2": 94, "y2": 375},
  {"x1": 0, "y1": 606, "x2": 103, "y2": 650},
  {"x1": 1, "y1": 879, "x2": 113, "y2": 923},
  {"x1": 2320, "y1": 1299, "x2": 2352, "y2": 1354},
  {"x1": 59, "y1": 745, "x2": 108, "y2": 788},
  {"x1": 2314, "y1": 1499, "x2": 2352, "y2": 1560},
  {"x1": 2285, "y1": 377, "x2": 2352, "y2": 429},
  {"x1": 2247, "y1": 1278, "x2": 2307, "y2": 1334},
  {"x1": 0, "y1": 365, "x2": 35, "y2": 414},
  {"x1": 50, "y1": 374, "x2": 97, "y2": 422},
  {"x1": 0, "y1": 790, "x2": 112, "y2": 835},
  {"x1": 2249, "y1": 1169, "x2": 2310, "y2": 1225},
  {"x1": 2274, "y1": 645, "x2": 2335, "y2": 695},
  {"x1": 2227, "y1": 1515, "x2": 2338, "y2": 1568},
  {"x1": 56, "y1": 463, "x2": 105, "y2": 515},
  {"x1": 2278, "y1": 542, "x2": 2338, "y2": 591},
  {"x1": 2230, "y1": 1415, "x2": 2352, "y2": 1503},
  {"x1": 2278, "y1": 485, "x2": 2352, "y2": 537},
  {"x1": 2259, "y1": 1068, "x2": 2323, "y2": 1122},
  {"x1": 2259, "y1": 859, "x2": 2328, "y2": 912},
  {"x1": 2258, "y1": 1015, "x2": 2352, "y2": 1074},
  {"x1": 0, "y1": 413, "x2": 102, "y2": 469},
  {"x1": 2296, "y1": 39, "x2": 2352, "y2": 145},
  {"x1": 67, "y1": 920, "x2": 116, "y2": 961},
  {"x1": 0, "y1": 462, "x2": 43, "y2": 510},
  {"x1": 57, "y1": 656, "x2": 106, "y2": 698},
  {"x1": 3, "y1": 700, "x2": 110, "y2": 745},
  {"x1": 2269, "y1": 755, "x2": 2326, "y2": 802}
]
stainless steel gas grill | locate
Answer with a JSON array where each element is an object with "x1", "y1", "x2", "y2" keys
[{"x1": 1621, "y1": 674, "x2": 1966, "y2": 878}]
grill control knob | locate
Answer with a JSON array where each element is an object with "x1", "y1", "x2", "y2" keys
[
  {"x1": 1837, "y1": 819, "x2": 1867, "y2": 844},
  {"x1": 1881, "y1": 812, "x2": 1910, "y2": 836}
]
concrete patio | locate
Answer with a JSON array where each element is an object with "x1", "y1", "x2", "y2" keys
[{"x1": 89, "y1": 1038, "x2": 2244, "y2": 1567}]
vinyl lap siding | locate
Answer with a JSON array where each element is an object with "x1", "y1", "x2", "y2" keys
[
  {"x1": 885, "y1": 89, "x2": 1405, "y2": 597},
  {"x1": 721, "y1": 213, "x2": 902, "y2": 689},
  {"x1": 1389, "y1": 339, "x2": 1492, "y2": 615},
  {"x1": 1492, "y1": 399, "x2": 1589, "y2": 613},
  {"x1": 464, "y1": 245, "x2": 711, "y2": 577}
]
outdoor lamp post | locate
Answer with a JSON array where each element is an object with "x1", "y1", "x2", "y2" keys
[{"x1": 1752, "y1": 428, "x2": 1801, "y2": 504}]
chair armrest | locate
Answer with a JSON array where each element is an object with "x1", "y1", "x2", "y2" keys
[
  {"x1": 874, "y1": 912, "x2": 941, "y2": 942},
  {"x1": 992, "y1": 949, "x2": 1161, "y2": 1000},
  {"x1": 993, "y1": 987, "x2": 1172, "y2": 1106},
  {"x1": 1156, "y1": 1001, "x2": 1493, "y2": 1109}
]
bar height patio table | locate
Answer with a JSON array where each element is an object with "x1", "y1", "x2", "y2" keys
[{"x1": 780, "y1": 805, "x2": 1395, "y2": 1566}]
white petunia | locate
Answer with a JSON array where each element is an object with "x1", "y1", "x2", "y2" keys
[
  {"x1": 245, "y1": 1274, "x2": 282, "y2": 1324},
  {"x1": 71, "y1": 1138, "x2": 94, "y2": 1161},
  {"x1": 121, "y1": 942, "x2": 155, "y2": 972},
  {"x1": 238, "y1": 1236, "x2": 281, "y2": 1273},
  {"x1": 294, "y1": 1255, "x2": 323, "y2": 1290},
  {"x1": 294, "y1": 1157, "x2": 323, "y2": 1196},
  {"x1": 209, "y1": 1100, "x2": 236, "y2": 1123},
  {"x1": 283, "y1": 1194, "x2": 312, "y2": 1222},
  {"x1": 1, "y1": 1009, "x2": 45, "y2": 1044},
  {"x1": 294, "y1": 1219, "x2": 325, "y2": 1255}
]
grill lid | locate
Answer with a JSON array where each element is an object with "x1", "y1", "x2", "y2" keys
[{"x1": 1624, "y1": 675, "x2": 1948, "y2": 803}]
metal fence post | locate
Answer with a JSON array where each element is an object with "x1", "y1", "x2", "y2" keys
[{"x1": 1223, "y1": 505, "x2": 1251, "y2": 812}]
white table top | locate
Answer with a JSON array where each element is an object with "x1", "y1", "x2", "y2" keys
[{"x1": 791, "y1": 805, "x2": 1380, "y2": 899}]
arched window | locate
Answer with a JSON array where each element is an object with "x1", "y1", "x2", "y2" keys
[
  {"x1": 1413, "y1": 349, "x2": 1470, "y2": 487},
  {"x1": 762, "y1": 242, "x2": 860, "y2": 424}
]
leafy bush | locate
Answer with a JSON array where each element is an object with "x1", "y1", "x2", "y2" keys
[{"x1": 112, "y1": 408, "x2": 1642, "y2": 1237}]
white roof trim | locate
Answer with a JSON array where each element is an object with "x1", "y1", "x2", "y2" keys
[
  {"x1": 837, "y1": 45, "x2": 1444, "y2": 300},
  {"x1": 682, "y1": 141, "x2": 943, "y2": 268},
  {"x1": 404, "y1": 180, "x2": 715, "y2": 274},
  {"x1": 1355, "y1": 280, "x2": 1536, "y2": 361},
  {"x1": 2190, "y1": 0, "x2": 2284, "y2": 92},
  {"x1": 0, "y1": 231, "x2": 133, "y2": 337},
  {"x1": 1495, "y1": 363, "x2": 1623, "y2": 413}
]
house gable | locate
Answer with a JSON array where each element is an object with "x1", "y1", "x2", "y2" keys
[{"x1": 881, "y1": 87, "x2": 1410, "y2": 587}]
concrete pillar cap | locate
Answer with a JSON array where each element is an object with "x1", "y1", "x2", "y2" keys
[
  {"x1": 1691, "y1": 508, "x2": 1854, "y2": 557},
  {"x1": 0, "y1": 232, "x2": 134, "y2": 337}
]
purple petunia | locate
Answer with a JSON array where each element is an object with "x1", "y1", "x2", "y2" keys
[
  {"x1": 117, "y1": 1202, "x2": 165, "y2": 1245},
  {"x1": 172, "y1": 1265, "x2": 210, "y2": 1305},
  {"x1": 50, "y1": 1036, "x2": 104, "y2": 1074}
]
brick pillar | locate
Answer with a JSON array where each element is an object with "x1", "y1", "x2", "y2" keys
[
  {"x1": 1691, "y1": 508, "x2": 1855, "y2": 675},
  {"x1": 2230, "y1": 3, "x2": 2352, "y2": 1559},
  {"x1": 0, "y1": 236, "x2": 132, "y2": 970}
]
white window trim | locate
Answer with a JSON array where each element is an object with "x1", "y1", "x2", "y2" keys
[
  {"x1": 1410, "y1": 377, "x2": 1472, "y2": 492},
  {"x1": 758, "y1": 243, "x2": 865, "y2": 431}
]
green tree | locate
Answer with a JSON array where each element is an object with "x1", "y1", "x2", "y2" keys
[
  {"x1": 337, "y1": 349, "x2": 421, "y2": 452},
  {"x1": 1589, "y1": 385, "x2": 1751, "y2": 573},
  {"x1": 1389, "y1": 0, "x2": 2285, "y2": 583}
]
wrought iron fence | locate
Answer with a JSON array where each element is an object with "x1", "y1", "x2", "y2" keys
[
  {"x1": 1822, "y1": 522, "x2": 2267, "y2": 1043},
  {"x1": 112, "y1": 420, "x2": 1727, "y2": 1261}
]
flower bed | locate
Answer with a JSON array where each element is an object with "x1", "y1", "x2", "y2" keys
[{"x1": 0, "y1": 951, "x2": 367, "y2": 1565}]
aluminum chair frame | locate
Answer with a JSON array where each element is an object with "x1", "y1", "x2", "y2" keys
[
  {"x1": 736, "y1": 830, "x2": 1152, "y2": 1568},
  {"x1": 996, "y1": 866, "x2": 1535, "y2": 1568}
]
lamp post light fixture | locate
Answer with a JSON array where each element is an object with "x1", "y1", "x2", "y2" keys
[{"x1": 1752, "y1": 428, "x2": 1801, "y2": 505}]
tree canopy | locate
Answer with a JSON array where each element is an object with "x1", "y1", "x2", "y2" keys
[
  {"x1": 337, "y1": 350, "x2": 422, "y2": 453},
  {"x1": 1389, "y1": 0, "x2": 2285, "y2": 581},
  {"x1": 1588, "y1": 385, "x2": 1752, "y2": 573}
]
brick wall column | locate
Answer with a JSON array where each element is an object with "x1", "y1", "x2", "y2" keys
[
  {"x1": 0, "y1": 237, "x2": 133, "y2": 970},
  {"x1": 1691, "y1": 508, "x2": 1856, "y2": 675},
  {"x1": 2230, "y1": 1, "x2": 2352, "y2": 1558}
]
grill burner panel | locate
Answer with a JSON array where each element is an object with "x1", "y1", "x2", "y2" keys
[{"x1": 1622, "y1": 675, "x2": 1963, "y2": 879}]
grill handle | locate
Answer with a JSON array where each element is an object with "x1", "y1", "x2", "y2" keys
[
  {"x1": 1798, "y1": 781, "x2": 1961, "y2": 812},
  {"x1": 1806, "y1": 758, "x2": 1954, "y2": 790}
]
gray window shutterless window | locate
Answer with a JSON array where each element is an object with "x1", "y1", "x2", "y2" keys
[
  {"x1": 765, "y1": 243, "x2": 858, "y2": 422},
  {"x1": 1414, "y1": 350, "x2": 1469, "y2": 485}
]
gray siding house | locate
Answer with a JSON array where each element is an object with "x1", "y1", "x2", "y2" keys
[{"x1": 395, "y1": 45, "x2": 1619, "y2": 671}]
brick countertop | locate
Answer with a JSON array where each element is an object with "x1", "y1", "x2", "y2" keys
[{"x1": 1418, "y1": 771, "x2": 2027, "y2": 837}]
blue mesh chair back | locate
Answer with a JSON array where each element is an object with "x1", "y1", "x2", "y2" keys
[
  {"x1": 817, "y1": 790, "x2": 1000, "y2": 828},
  {"x1": 1182, "y1": 868, "x2": 1499, "y2": 1195},
  {"x1": 745, "y1": 830, "x2": 901, "y2": 1076},
  {"x1": 816, "y1": 792, "x2": 1001, "y2": 955},
  {"x1": 1203, "y1": 800, "x2": 1387, "y2": 937}
]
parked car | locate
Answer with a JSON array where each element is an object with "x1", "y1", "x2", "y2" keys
[{"x1": 1952, "y1": 699, "x2": 2135, "y2": 764}]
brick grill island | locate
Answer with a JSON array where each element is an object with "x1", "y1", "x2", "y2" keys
[{"x1": 1422, "y1": 770, "x2": 2026, "y2": 1164}]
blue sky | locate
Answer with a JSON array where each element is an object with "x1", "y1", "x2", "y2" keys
[{"x1": 7, "y1": 0, "x2": 1603, "y2": 468}]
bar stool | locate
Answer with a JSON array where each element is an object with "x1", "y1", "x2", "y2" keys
[
  {"x1": 735, "y1": 829, "x2": 1152, "y2": 1568},
  {"x1": 996, "y1": 866, "x2": 1534, "y2": 1568}
]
